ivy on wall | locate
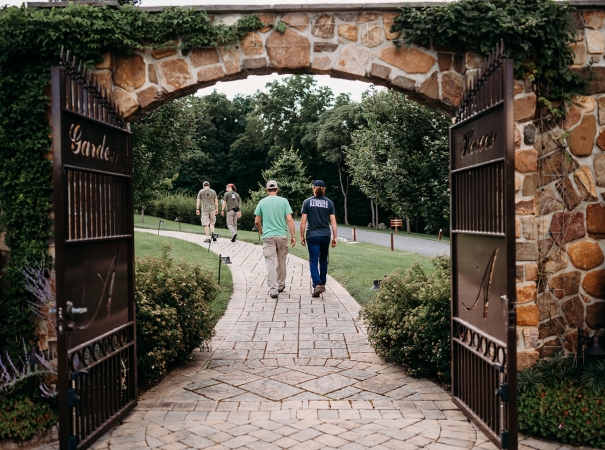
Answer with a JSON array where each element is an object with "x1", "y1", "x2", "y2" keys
[
  {"x1": 0, "y1": 4, "x2": 263, "y2": 357},
  {"x1": 392, "y1": 0, "x2": 587, "y2": 117}
]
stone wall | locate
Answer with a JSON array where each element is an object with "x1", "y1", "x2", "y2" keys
[
  {"x1": 514, "y1": 9, "x2": 605, "y2": 368},
  {"x1": 73, "y1": 6, "x2": 605, "y2": 368}
]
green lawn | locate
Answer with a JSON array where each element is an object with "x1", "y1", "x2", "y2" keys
[
  {"x1": 135, "y1": 213, "x2": 433, "y2": 308},
  {"x1": 134, "y1": 231, "x2": 233, "y2": 324}
]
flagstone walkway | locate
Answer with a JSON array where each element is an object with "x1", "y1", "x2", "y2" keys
[{"x1": 79, "y1": 229, "x2": 574, "y2": 450}]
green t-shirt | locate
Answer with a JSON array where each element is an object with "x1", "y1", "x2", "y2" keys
[
  {"x1": 254, "y1": 195, "x2": 293, "y2": 239},
  {"x1": 197, "y1": 188, "x2": 217, "y2": 211}
]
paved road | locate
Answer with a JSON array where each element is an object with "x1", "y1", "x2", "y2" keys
[{"x1": 296, "y1": 222, "x2": 450, "y2": 257}]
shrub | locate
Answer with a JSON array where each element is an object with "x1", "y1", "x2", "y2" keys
[
  {"x1": 0, "y1": 395, "x2": 57, "y2": 441},
  {"x1": 519, "y1": 382, "x2": 605, "y2": 448},
  {"x1": 135, "y1": 246, "x2": 219, "y2": 386},
  {"x1": 517, "y1": 352, "x2": 605, "y2": 447},
  {"x1": 360, "y1": 256, "x2": 451, "y2": 384},
  {"x1": 147, "y1": 193, "x2": 257, "y2": 233}
]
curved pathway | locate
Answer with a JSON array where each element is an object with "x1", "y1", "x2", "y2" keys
[{"x1": 88, "y1": 230, "x2": 564, "y2": 450}]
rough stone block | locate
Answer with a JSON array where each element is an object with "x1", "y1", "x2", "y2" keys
[
  {"x1": 382, "y1": 12, "x2": 400, "y2": 40},
  {"x1": 562, "y1": 296, "x2": 585, "y2": 328},
  {"x1": 569, "y1": 115, "x2": 596, "y2": 157},
  {"x1": 523, "y1": 328, "x2": 540, "y2": 349},
  {"x1": 539, "y1": 337, "x2": 563, "y2": 358},
  {"x1": 514, "y1": 94, "x2": 536, "y2": 122},
  {"x1": 313, "y1": 42, "x2": 338, "y2": 53},
  {"x1": 416, "y1": 72, "x2": 439, "y2": 100},
  {"x1": 586, "y1": 301, "x2": 605, "y2": 329},
  {"x1": 137, "y1": 86, "x2": 161, "y2": 109},
  {"x1": 441, "y1": 72, "x2": 464, "y2": 107},
  {"x1": 538, "y1": 292, "x2": 560, "y2": 322},
  {"x1": 522, "y1": 217, "x2": 537, "y2": 240},
  {"x1": 515, "y1": 149, "x2": 538, "y2": 173},
  {"x1": 568, "y1": 241, "x2": 604, "y2": 270},
  {"x1": 517, "y1": 350, "x2": 539, "y2": 369},
  {"x1": 586, "y1": 203, "x2": 605, "y2": 239},
  {"x1": 281, "y1": 13, "x2": 309, "y2": 31},
  {"x1": 113, "y1": 88, "x2": 139, "y2": 118},
  {"x1": 311, "y1": 56, "x2": 331, "y2": 71},
  {"x1": 258, "y1": 14, "x2": 276, "y2": 32},
  {"x1": 583, "y1": 270, "x2": 605, "y2": 299},
  {"x1": 516, "y1": 242, "x2": 539, "y2": 261},
  {"x1": 587, "y1": 30, "x2": 605, "y2": 54},
  {"x1": 517, "y1": 283, "x2": 537, "y2": 304},
  {"x1": 191, "y1": 48, "x2": 220, "y2": 67},
  {"x1": 334, "y1": 44, "x2": 369, "y2": 77},
  {"x1": 338, "y1": 24, "x2": 358, "y2": 41},
  {"x1": 378, "y1": 46, "x2": 435, "y2": 74},
  {"x1": 151, "y1": 46, "x2": 178, "y2": 59},
  {"x1": 157, "y1": 58, "x2": 195, "y2": 93},
  {"x1": 266, "y1": 29, "x2": 310, "y2": 69},
  {"x1": 523, "y1": 173, "x2": 538, "y2": 196},
  {"x1": 538, "y1": 150, "x2": 578, "y2": 187},
  {"x1": 312, "y1": 15, "x2": 335, "y2": 39},
  {"x1": 361, "y1": 24, "x2": 385, "y2": 48},
  {"x1": 583, "y1": 10, "x2": 605, "y2": 29},
  {"x1": 241, "y1": 33, "x2": 264, "y2": 56},
  {"x1": 555, "y1": 177, "x2": 582, "y2": 211},
  {"x1": 390, "y1": 76, "x2": 415, "y2": 91},
  {"x1": 242, "y1": 58, "x2": 267, "y2": 70},
  {"x1": 574, "y1": 166, "x2": 598, "y2": 201},
  {"x1": 526, "y1": 264, "x2": 539, "y2": 282},
  {"x1": 549, "y1": 211, "x2": 585, "y2": 245},
  {"x1": 197, "y1": 65, "x2": 225, "y2": 83},
  {"x1": 370, "y1": 63, "x2": 390, "y2": 80},
  {"x1": 570, "y1": 42, "x2": 586, "y2": 65},
  {"x1": 515, "y1": 199, "x2": 534, "y2": 215},
  {"x1": 539, "y1": 317, "x2": 565, "y2": 339},
  {"x1": 113, "y1": 54, "x2": 146, "y2": 91},
  {"x1": 535, "y1": 188, "x2": 564, "y2": 216},
  {"x1": 550, "y1": 271, "x2": 581, "y2": 299}
]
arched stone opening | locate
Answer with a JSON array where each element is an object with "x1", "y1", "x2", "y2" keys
[{"x1": 84, "y1": 6, "x2": 605, "y2": 368}]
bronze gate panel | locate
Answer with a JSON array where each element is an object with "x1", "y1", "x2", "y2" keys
[
  {"x1": 450, "y1": 42, "x2": 517, "y2": 449},
  {"x1": 51, "y1": 50, "x2": 137, "y2": 450}
]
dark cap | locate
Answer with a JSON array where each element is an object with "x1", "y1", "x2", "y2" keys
[
  {"x1": 203, "y1": 181, "x2": 210, "y2": 186},
  {"x1": 313, "y1": 180, "x2": 325, "y2": 187},
  {"x1": 266, "y1": 180, "x2": 278, "y2": 189}
]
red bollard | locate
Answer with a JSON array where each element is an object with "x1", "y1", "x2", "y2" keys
[
  {"x1": 353, "y1": 226, "x2": 357, "y2": 242},
  {"x1": 390, "y1": 232, "x2": 394, "y2": 251},
  {"x1": 438, "y1": 229, "x2": 443, "y2": 241}
]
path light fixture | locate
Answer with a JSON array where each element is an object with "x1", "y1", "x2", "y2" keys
[
  {"x1": 370, "y1": 275, "x2": 387, "y2": 290},
  {"x1": 579, "y1": 328, "x2": 605, "y2": 357},
  {"x1": 157, "y1": 220, "x2": 165, "y2": 235},
  {"x1": 217, "y1": 254, "x2": 231, "y2": 285},
  {"x1": 175, "y1": 216, "x2": 182, "y2": 231}
]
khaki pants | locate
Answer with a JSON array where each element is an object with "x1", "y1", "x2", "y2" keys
[
  {"x1": 226, "y1": 210, "x2": 238, "y2": 237},
  {"x1": 262, "y1": 236, "x2": 288, "y2": 296}
]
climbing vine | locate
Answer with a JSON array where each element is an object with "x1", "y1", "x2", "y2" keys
[
  {"x1": 0, "y1": 4, "x2": 263, "y2": 358},
  {"x1": 392, "y1": 0, "x2": 587, "y2": 118}
]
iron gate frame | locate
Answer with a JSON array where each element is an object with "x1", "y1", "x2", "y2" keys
[
  {"x1": 51, "y1": 49, "x2": 137, "y2": 450},
  {"x1": 449, "y1": 42, "x2": 518, "y2": 450}
]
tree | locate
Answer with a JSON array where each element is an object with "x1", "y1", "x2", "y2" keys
[
  {"x1": 132, "y1": 97, "x2": 197, "y2": 221},
  {"x1": 249, "y1": 148, "x2": 311, "y2": 213},
  {"x1": 305, "y1": 98, "x2": 361, "y2": 225},
  {"x1": 346, "y1": 90, "x2": 450, "y2": 233}
]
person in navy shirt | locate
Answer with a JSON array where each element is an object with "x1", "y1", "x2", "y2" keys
[{"x1": 299, "y1": 180, "x2": 338, "y2": 297}]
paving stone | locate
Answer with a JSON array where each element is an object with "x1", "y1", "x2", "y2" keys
[{"x1": 107, "y1": 230, "x2": 569, "y2": 450}]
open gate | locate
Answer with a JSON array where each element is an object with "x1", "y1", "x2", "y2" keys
[
  {"x1": 449, "y1": 42, "x2": 517, "y2": 449},
  {"x1": 51, "y1": 49, "x2": 137, "y2": 450}
]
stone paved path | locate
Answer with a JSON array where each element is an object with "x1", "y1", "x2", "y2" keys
[{"x1": 66, "y1": 229, "x2": 579, "y2": 450}]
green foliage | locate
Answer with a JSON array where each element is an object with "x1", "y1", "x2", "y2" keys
[
  {"x1": 519, "y1": 382, "x2": 605, "y2": 448},
  {"x1": 0, "y1": 395, "x2": 57, "y2": 441},
  {"x1": 0, "y1": 4, "x2": 262, "y2": 358},
  {"x1": 133, "y1": 97, "x2": 198, "y2": 210},
  {"x1": 360, "y1": 256, "x2": 451, "y2": 384},
  {"x1": 148, "y1": 193, "x2": 257, "y2": 232},
  {"x1": 392, "y1": 0, "x2": 587, "y2": 112},
  {"x1": 135, "y1": 246, "x2": 219, "y2": 386},
  {"x1": 347, "y1": 90, "x2": 450, "y2": 233}
]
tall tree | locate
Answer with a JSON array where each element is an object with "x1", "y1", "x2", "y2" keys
[
  {"x1": 346, "y1": 90, "x2": 450, "y2": 233},
  {"x1": 305, "y1": 98, "x2": 361, "y2": 225},
  {"x1": 132, "y1": 97, "x2": 197, "y2": 221}
]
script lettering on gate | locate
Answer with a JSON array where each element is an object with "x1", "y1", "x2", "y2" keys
[
  {"x1": 69, "y1": 124, "x2": 119, "y2": 163},
  {"x1": 461, "y1": 127, "x2": 497, "y2": 157}
]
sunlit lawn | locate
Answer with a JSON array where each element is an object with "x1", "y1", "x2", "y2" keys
[
  {"x1": 134, "y1": 213, "x2": 434, "y2": 307},
  {"x1": 134, "y1": 230, "x2": 233, "y2": 324}
]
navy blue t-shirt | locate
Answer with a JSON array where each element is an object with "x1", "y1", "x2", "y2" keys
[{"x1": 301, "y1": 196, "x2": 335, "y2": 238}]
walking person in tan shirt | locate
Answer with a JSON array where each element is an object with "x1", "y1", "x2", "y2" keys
[{"x1": 196, "y1": 181, "x2": 218, "y2": 243}]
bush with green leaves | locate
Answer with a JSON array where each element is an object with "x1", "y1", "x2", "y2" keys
[
  {"x1": 0, "y1": 395, "x2": 57, "y2": 441},
  {"x1": 518, "y1": 352, "x2": 605, "y2": 447},
  {"x1": 147, "y1": 193, "x2": 257, "y2": 233},
  {"x1": 360, "y1": 256, "x2": 451, "y2": 384},
  {"x1": 135, "y1": 246, "x2": 219, "y2": 386}
]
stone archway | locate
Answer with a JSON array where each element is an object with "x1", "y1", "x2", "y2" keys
[
  {"x1": 94, "y1": 8, "x2": 466, "y2": 121},
  {"x1": 90, "y1": 5, "x2": 605, "y2": 369}
]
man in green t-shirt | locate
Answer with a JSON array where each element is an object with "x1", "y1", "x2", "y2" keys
[
  {"x1": 221, "y1": 183, "x2": 241, "y2": 242},
  {"x1": 254, "y1": 180, "x2": 296, "y2": 299},
  {"x1": 196, "y1": 181, "x2": 218, "y2": 243}
]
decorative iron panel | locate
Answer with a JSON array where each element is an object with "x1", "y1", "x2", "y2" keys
[
  {"x1": 449, "y1": 41, "x2": 517, "y2": 450},
  {"x1": 52, "y1": 48, "x2": 136, "y2": 450}
]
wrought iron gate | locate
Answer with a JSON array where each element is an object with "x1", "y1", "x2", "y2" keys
[
  {"x1": 450, "y1": 42, "x2": 517, "y2": 449},
  {"x1": 51, "y1": 49, "x2": 137, "y2": 450}
]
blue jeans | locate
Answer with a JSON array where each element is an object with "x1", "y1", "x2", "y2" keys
[{"x1": 306, "y1": 235, "x2": 330, "y2": 287}]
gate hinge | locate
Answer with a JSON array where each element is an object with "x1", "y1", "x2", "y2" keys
[
  {"x1": 495, "y1": 382, "x2": 509, "y2": 402},
  {"x1": 500, "y1": 430, "x2": 510, "y2": 449}
]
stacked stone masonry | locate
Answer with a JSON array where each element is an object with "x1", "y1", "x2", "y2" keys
[{"x1": 86, "y1": 8, "x2": 605, "y2": 368}]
